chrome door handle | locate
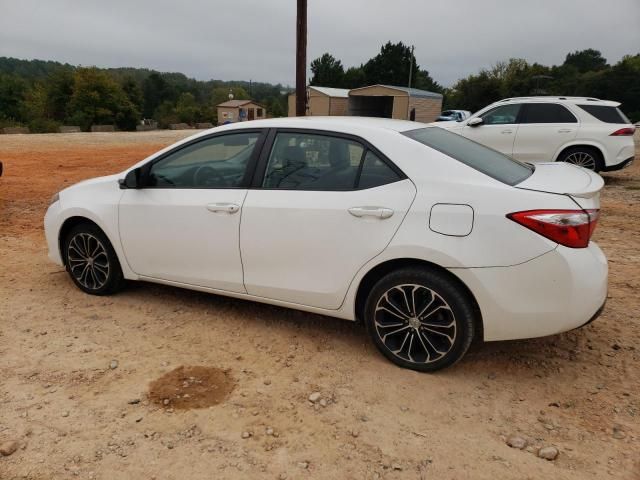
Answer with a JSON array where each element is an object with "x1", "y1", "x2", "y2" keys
[
  {"x1": 501, "y1": 129, "x2": 513, "y2": 134},
  {"x1": 348, "y1": 207, "x2": 394, "y2": 219},
  {"x1": 558, "y1": 129, "x2": 572, "y2": 133},
  {"x1": 206, "y1": 203, "x2": 240, "y2": 214}
]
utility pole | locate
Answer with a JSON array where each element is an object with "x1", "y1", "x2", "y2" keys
[
  {"x1": 296, "y1": 0, "x2": 307, "y2": 116},
  {"x1": 407, "y1": 45, "x2": 415, "y2": 88}
]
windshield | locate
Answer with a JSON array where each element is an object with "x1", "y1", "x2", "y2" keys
[{"x1": 403, "y1": 127, "x2": 534, "y2": 186}]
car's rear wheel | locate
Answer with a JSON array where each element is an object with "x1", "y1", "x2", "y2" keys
[
  {"x1": 64, "y1": 223, "x2": 125, "y2": 295},
  {"x1": 364, "y1": 267, "x2": 476, "y2": 372},
  {"x1": 558, "y1": 146, "x2": 604, "y2": 172}
]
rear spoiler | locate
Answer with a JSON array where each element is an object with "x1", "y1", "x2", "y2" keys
[{"x1": 516, "y1": 162, "x2": 604, "y2": 199}]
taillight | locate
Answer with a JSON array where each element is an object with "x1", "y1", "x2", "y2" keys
[
  {"x1": 507, "y1": 209, "x2": 599, "y2": 248},
  {"x1": 610, "y1": 127, "x2": 635, "y2": 136}
]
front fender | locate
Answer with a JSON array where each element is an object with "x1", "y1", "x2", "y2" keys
[{"x1": 47, "y1": 179, "x2": 138, "y2": 280}]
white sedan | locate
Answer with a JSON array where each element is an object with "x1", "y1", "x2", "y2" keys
[{"x1": 44, "y1": 117, "x2": 608, "y2": 372}]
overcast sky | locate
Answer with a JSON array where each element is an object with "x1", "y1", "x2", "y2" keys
[{"x1": 1, "y1": 0, "x2": 638, "y2": 87}]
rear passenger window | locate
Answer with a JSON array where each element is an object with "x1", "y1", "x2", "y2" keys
[
  {"x1": 262, "y1": 132, "x2": 405, "y2": 191},
  {"x1": 263, "y1": 133, "x2": 364, "y2": 190},
  {"x1": 577, "y1": 104, "x2": 631, "y2": 124},
  {"x1": 520, "y1": 103, "x2": 577, "y2": 123},
  {"x1": 358, "y1": 151, "x2": 402, "y2": 189}
]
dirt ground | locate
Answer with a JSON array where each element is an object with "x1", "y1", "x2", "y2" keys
[{"x1": 1, "y1": 130, "x2": 639, "y2": 480}]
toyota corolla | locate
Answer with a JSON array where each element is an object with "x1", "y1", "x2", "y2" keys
[{"x1": 44, "y1": 117, "x2": 608, "y2": 372}]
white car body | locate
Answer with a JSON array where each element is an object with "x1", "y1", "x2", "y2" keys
[
  {"x1": 437, "y1": 97, "x2": 635, "y2": 171},
  {"x1": 45, "y1": 117, "x2": 607, "y2": 348}
]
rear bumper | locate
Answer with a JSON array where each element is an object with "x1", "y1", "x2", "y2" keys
[
  {"x1": 450, "y1": 243, "x2": 608, "y2": 341},
  {"x1": 602, "y1": 156, "x2": 634, "y2": 172}
]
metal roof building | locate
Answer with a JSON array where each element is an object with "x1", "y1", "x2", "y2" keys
[
  {"x1": 348, "y1": 84, "x2": 443, "y2": 123},
  {"x1": 288, "y1": 84, "x2": 443, "y2": 122},
  {"x1": 288, "y1": 86, "x2": 350, "y2": 117}
]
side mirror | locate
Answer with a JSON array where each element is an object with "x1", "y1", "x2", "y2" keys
[
  {"x1": 119, "y1": 168, "x2": 142, "y2": 189},
  {"x1": 467, "y1": 117, "x2": 484, "y2": 127}
]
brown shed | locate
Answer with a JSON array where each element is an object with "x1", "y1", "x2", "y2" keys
[
  {"x1": 288, "y1": 86, "x2": 350, "y2": 117},
  {"x1": 348, "y1": 85, "x2": 443, "y2": 122},
  {"x1": 217, "y1": 100, "x2": 266, "y2": 124}
]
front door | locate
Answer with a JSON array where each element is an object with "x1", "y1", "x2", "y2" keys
[
  {"x1": 461, "y1": 103, "x2": 522, "y2": 156},
  {"x1": 248, "y1": 108, "x2": 255, "y2": 121},
  {"x1": 118, "y1": 130, "x2": 264, "y2": 292},
  {"x1": 240, "y1": 131, "x2": 416, "y2": 309}
]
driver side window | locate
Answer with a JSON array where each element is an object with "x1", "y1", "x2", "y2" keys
[
  {"x1": 480, "y1": 104, "x2": 521, "y2": 125},
  {"x1": 148, "y1": 132, "x2": 260, "y2": 188}
]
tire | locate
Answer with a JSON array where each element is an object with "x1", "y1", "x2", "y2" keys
[
  {"x1": 557, "y1": 146, "x2": 604, "y2": 172},
  {"x1": 63, "y1": 222, "x2": 125, "y2": 295},
  {"x1": 364, "y1": 267, "x2": 476, "y2": 372}
]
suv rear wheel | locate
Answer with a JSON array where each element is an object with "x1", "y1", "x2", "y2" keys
[
  {"x1": 558, "y1": 146, "x2": 604, "y2": 172},
  {"x1": 364, "y1": 267, "x2": 476, "y2": 372}
]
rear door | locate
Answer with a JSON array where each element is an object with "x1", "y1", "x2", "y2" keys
[
  {"x1": 240, "y1": 130, "x2": 416, "y2": 309},
  {"x1": 460, "y1": 103, "x2": 521, "y2": 156},
  {"x1": 512, "y1": 103, "x2": 578, "y2": 162}
]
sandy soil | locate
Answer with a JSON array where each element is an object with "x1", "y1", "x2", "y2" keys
[{"x1": 0, "y1": 130, "x2": 638, "y2": 480}]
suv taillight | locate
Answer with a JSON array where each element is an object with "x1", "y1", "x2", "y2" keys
[
  {"x1": 507, "y1": 209, "x2": 599, "y2": 248},
  {"x1": 610, "y1": 127, "x2": 635, "y2": 136}
]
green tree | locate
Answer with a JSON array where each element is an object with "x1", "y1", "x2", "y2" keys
[
  {"x1": 310, "y1": 53, "x2": 345, "y2": 87},
  {"x1": 564, "y1": 49, "x2": 608, "y2": 73},
  {"x1": 142, "y1": 73, "x2": 175, "y2": 118},
  {"x1": 68, "y1": 67, "x2": 139, "y2": 130},
  {"x1": 121, "y1": 76, "x2": 143, "y2": 113},
  {"x1": 45, "y1": 68, "x2": 74, "y2": 122},
  {"x1": 363, "y1": 41, "x2": 415, "y2": 87},
  {"x1": 445, "y1": 70, "x2": 502, "y2": 112},
  {"x1": 414, "y1": 69, "x2": 443, "y2": 93},
  {"x1": 153, "y1": 100, "x2": 179, "y2": 128},
  {"x1": 343, "y1": 66, "x2": 367, "y2": 88},
  {"x1": 0, "y1": 73, "x2": 27, "y2": 122},
  {"x1": 266, "y1": 96, "x2": 285, "y2": 118},
  {"x1": 23, "y1": 82, "x2": 60, "y2": 132},
  {"x1": 175, "y1": 92, "x2": 199, "y2": 124}
]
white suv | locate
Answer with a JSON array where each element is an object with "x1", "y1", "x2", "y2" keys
[{"x1": 438, "y1": 97, "x2": 636, "y2": 172}]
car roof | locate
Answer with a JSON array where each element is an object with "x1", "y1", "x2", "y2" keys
[
  {"x1": 497, "y1": 96, "x2": 620, "y2": 107},
  {"x1": 212, "y1": 116, "x2": 426, "y2": 134}
]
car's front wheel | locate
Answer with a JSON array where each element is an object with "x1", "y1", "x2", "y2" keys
[
  {"x1": 63, "y1": 223, "x2": 125, "y2": 295},
  {"x1": 364, "y1": 267, "x2": 476, "y2": 372}
]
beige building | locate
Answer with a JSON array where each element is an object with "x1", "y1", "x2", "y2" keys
[
  {"x1": 288, "y1": 86, "x2": 350, "y2": 117},
  {"x1": 217, "y1": 100, "x2": 266, "y2": 125},
  {"x1": 348, "y1": 85, "x2": 443, "y2": 123}
]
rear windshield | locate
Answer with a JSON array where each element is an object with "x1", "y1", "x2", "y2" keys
[
  {"x1": 403, "y1": 127, "x2": 533, "y2": 186},
  {"x1": 577, "y1": 104, "x2": 630, "y2": 124}
]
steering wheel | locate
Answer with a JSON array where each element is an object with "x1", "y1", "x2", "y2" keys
[{"x1": 193, "y1": 165, "x2": 226, "y2": 187}]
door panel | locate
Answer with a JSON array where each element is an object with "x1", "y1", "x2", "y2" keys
[
  {"x1": 512, "y1": 103, "x2": 578, "y2": 162},
  {"x1": 462, "y1": 124, "x2": 518, "y2": 156},
  {"x1": 461, "y1": 104, "x2": 522, "y2": 156},
  {"x1": 119, "y1": 189, "x2": 247, "y2": 291},
  {"x1": 240, "y1": 180, "x2": 416, "y2": 309},
  {"x1": 512, "y1": 125, "x2": 577, "y2": 162},
  {"x1": 117, "y1": 131, "x2": 264, "y2": 292}
]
